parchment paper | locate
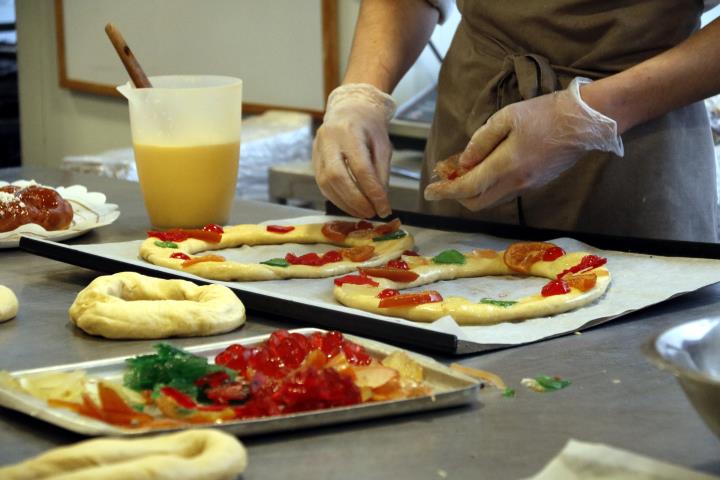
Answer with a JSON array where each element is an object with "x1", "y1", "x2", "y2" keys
[
  {"x1": 525, "y1": 439, "x2": 719, "y2": 480},
  {"x1": 63, "y1": 215, "x2": 720, "y2": 346}
]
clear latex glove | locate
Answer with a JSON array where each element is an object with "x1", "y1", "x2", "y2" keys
[
  {"x1": 424, "y1": 77, "x2": 624, "y2": 211},
  {"x1": 313, "y1": 83, "x2": 397, "y2": 218}
]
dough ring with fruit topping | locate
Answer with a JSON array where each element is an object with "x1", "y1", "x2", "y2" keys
[
  {"x1": 333, "y1": 242, "x2": 611, "y2": 325},
  {"x1": 0, "y1": 429, "x2": 247, "y2": 480},
  {"x1": 139, "y1": 219, "x2": 414, "y2": 281},
  {"x1": 0, "y1": 285, "x2": 18, "y2": 322},
  {"x1": 68, "y1": 272, "x2": 245, "y2": 339}
]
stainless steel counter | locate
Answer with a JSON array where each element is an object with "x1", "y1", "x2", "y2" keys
[{"x1": 1, "y1": 166, "x2": 718, "y2": 479}]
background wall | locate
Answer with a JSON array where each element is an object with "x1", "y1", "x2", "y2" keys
[{"x1": 17, "y1": 0, "x2": 132, "y2": 167}]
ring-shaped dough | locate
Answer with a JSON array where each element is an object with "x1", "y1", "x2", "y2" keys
[
  {"x1": 334, "y1": 250, "x2": 610, "y2": 325},
  {"x1": 0, "y1": 429, "x2": 247, "y2": 480},
  {"x1": 140, "y1": 222, "x2": 414, "y2": 281},
  {"x1": 68, "y1": 272, "x2": 245, "y2": 339},
  {"x1": 0, "y1": 284, "x2": 18, "y2": 322}
]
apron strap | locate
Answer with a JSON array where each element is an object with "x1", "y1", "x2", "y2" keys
[{"x1": 498, "y1": 53, "x2": 558, "y2": 108}]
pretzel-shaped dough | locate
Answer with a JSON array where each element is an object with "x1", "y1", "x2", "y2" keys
[
  {"x1": 69, "y1": 272, "x2": 245, "y2": 339},
  {"x1": 0, "y1": 429, "x2": 247, "y2": 480},
  {"x1": 0, "y1": 284, "x2": 18, "y2": 322},
  {"x1": 334, "y1": 245, "x2": 610, "y2": 325},
  {"x1": 140, "y1": 221, "x2": 414, "y2": 281}
]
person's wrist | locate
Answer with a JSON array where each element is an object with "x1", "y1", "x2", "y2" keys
[
  {"x1": 325, "y1": 83, "x2": 397, "y2": 122},
  {"x1": 579, "y1": 80, "x2": 635, "y2": 135},
  {"x1": 568, "y1": 77, "x2": 624, "y2": 157}
]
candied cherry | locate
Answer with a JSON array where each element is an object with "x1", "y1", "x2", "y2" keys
[
  {"x1": 342, "y1": 340, "x2": 372, "y2": 365},
  {"x1": 386, "y1": 259, "x2": 409, "y2": 270},
  {"x1": 203, "y1": 224, "x2": 224, "y2": 234}
]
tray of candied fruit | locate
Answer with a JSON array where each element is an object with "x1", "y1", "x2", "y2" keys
[{"x1": 0, "y1": 328, "x2": 480, "y2": 436}]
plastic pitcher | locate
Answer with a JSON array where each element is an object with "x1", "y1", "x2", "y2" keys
[{"x1": 118, "y1": 75, "x2": 243, "y2": 228}]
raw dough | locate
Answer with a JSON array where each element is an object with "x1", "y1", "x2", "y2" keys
[
  {"x1": 68, "y1": 272, "x2": 245, "y2": 339},
  {"x1": 334, "y1": 248, "x2": 610, "y2": 325},
  {"x1": 0, "y1": 284, "x2": 18, "y2": 322},
  {"x1": 0, "y1": 429, "x2": 247, "y2": 480},
  {"x1": 140, "y1": 222, "x2": 414, "y2": 281}
]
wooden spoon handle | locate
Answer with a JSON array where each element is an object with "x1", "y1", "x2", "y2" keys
[{"x1": 105, "y1": 23, "x2": 152, "y2": 88}]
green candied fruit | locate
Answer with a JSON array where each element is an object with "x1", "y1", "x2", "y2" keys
[
  {"x1": 372, "y1": 230, "x2": 407, "y2": 242},
  {"x1": 502, "y1": 387, "x2": 516, "y2": 398},
  {"x1": 432, "y1": 249, "x2": 466, "y2": 265},
  {"x1": 260, "y1": 258, "x2": 290, "y2": 268},
  {"x1": 123, "y1": 343, "x2": 230, "y2": 393},
  {"x1": 154, "y1": 240, "x2": 178, "y2": 249},
  {"x1": 535, "y1": 375, "x2": 571, "y2": 392},
  {"x1": 480, "y1": 298, "x2": 518, "y2": 308}
]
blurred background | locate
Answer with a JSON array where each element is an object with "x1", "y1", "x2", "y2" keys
[{"x1": 3, "y1": 1, "x2": 720, "y2": 211}]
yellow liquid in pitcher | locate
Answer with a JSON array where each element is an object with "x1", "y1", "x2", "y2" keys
[{"x1": 134, "y1": 142, "x2": 240, "y2": 228}]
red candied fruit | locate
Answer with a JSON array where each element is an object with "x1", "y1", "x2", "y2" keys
[
  {"x1": 272, "y1": 367, "x2": 361, "y2": 413},
  {"x1": 342, "y1": 340, "x2": 372, "y2": 365},
  {"x1": 215, "y1": 330, "x2": 374, "y2": 389},
  {"x1": 307, "y1": 331, "x2": 372, "y2": 365},
  {"x1": 205, "y1": 382, "x2": 250, "y2": 404},
  {"x1": 356, "y1": 220, "x2": 373, "y2": 230},
  {"x1": 319, "y1": 330, "x2": 344, "y2": 358},
  {"x1": 203, "y1": 224, "x2": 224, "y2": 234},
  {"x1": 147, "y1": 230, "x2": 189, "y2": 242},
  {"x1": 542, "y1": 246, "x2": 565, "y2": 262},
  {"x1": 333, "y1": 274, "x2": 379, "y2": 287},
  {"x1": 170, "y1": 252, "x2": 191, "y2": 261},
  {"x1": 266, "y1": 330, "x2": 312, "y2": 370},
  {"x1": 266, "y1": 225, "x2": 295, "y2": 234},
  {"x1": 285, "y1": 251, "x2": 343, "y2": 266},
  {"x1": 557, "y1": 255, "x2": 607, "y2": 279},
  {"x1": 541, "y1": 279, "x2": 570, "y2": 297},
  {"x1": 402, "y1": 250, "x2": 420, "y2": 256},
  {"x1": 378, "y1": 288, "x2": 400, "y2": 299},
  {"x1": 321, "y1": 250, "x2": 343, "y2": 263},
  {"x1": 194, "y1": 371, "x2": 230, "y2": 388},
  {"x1": 215, "y1": 344, "x2": 248, "y2": 373},
  {"x1": 386, "y1": 259, "x2": 409, "y2": 270}
]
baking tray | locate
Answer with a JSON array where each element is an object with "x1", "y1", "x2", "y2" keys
[
  {"x1": 0, "y1": 328, "x2": 480, "y2": 437},
  {"x1": 19, "y1": 207, "x2": 720, "y2": 355}
]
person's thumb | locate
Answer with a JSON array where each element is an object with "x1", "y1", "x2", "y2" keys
[{"x1": 458, "y1": 109, "x2": 512, "y2": 169}]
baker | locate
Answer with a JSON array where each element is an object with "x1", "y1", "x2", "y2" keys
[{"x1": 312, "y1": 0, "x2": 720, "y2": 242}]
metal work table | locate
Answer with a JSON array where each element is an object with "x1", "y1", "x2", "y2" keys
[{"x1": 1, "y1": 166, "x2": 718, "y2": 479}]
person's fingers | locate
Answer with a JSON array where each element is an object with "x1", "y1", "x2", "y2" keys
[
  {"x1": 323, "y1": 175, "x2": 367, "y2": 217},
  {"x1": 457, "y1": 175, "x2": 521, "y2": 211},
  {"x1": 314, "y1": 133, "x2": 376, "y2": 217},
  {"x1": 458, "y1": 109, "x2": 512, "y2": 169},
  {"x1": 341, "y1": 129, "x2": 391, "y2": 218},
  {"x1": 369, "y1": 130, "x2": 392, "y2": 190},
  {"x1": 314, "y1": 157, "x2": 361, "y2": 218},
  {"x1": 425, "y1": 139, "x2": 516, "y2": 201}
]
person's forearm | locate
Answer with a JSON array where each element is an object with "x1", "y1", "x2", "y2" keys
[
  {"x1": 581, "y1": 17, "x2": 720, "y2": 134},
  {"x1": 343, "y1": 0, "x2": 439, "y2": 93}
]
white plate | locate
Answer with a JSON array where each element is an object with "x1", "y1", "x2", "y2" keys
[{"x1": 0, "y1": 180, "x2": 120, "y2": 248}]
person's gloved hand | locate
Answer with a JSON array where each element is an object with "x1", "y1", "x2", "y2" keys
[
  {"x1": 424, "y1": 77, "x2": 624, "y2": 211},
  {"x1": 313, "y1": 83, "x2": 397, "y2": 218}
]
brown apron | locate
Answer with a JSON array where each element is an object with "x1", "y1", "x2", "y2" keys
[{"x1": 421, "y1": 0, "x2": 719, "y2": 242}]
